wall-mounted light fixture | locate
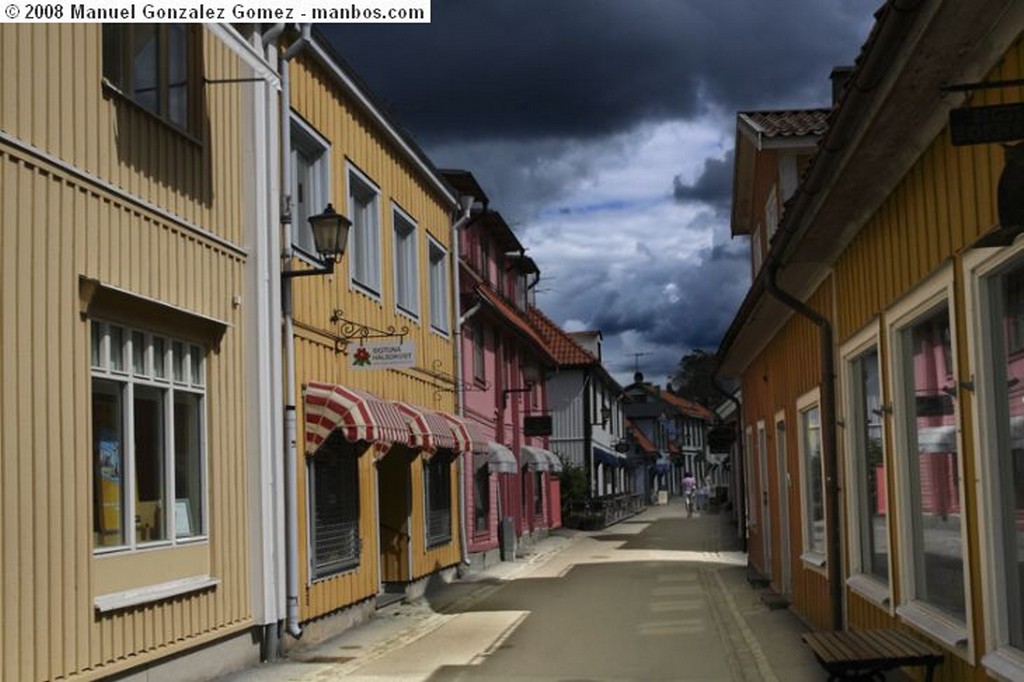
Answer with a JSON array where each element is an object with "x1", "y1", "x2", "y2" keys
[
  {"x1": 283, "y1": 203, "x2": 351, "y2": 279},
  {"x1": 593, "y1": 404, "x2": 612, "y2": 427},
  {"x1": 502, "y1": 363, "x2": 543, "y2": 408}
]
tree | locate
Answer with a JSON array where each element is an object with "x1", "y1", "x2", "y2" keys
[{"x1": 669, "y1": 348, "x2": 723, "y2": 409}]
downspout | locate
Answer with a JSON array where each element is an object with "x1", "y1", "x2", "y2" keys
[
  {"x1": 450, "y1": 194, "x2": 475, "y2": 567},
  {"x1": 712, "y1": 377, "x2": 746, "y2": 551},
  {"x1": 280, "y1": 22, "x2": 312, "y2": 641},
  {"x1": 764, "y1": 260, "x2": 841, "y2": 631}
]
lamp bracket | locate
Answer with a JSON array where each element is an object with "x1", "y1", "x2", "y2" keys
[{"x1": 329, "y1": 309, "x2": 409, "y2": 354}]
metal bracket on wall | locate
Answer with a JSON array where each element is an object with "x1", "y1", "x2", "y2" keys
[{"x1": 330, "y1": 309, "x2": 409, "y2": 354}]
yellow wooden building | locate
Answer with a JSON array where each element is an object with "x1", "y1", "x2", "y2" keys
[
  {"x1": 0, "y1": 23, "x2": 282, "y2": 681},
  {"x1": 719, "y1": 3, "x2": 1024, "y2": 680},
  {"x1": 282, "y1": 34, "x2": 466, "y2": 641}
]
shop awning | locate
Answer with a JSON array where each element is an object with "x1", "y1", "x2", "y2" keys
[
  {"x1": 594, "y1": 445, "x2": 624, "y2": 468},
  {"x1": 439, "y1": 413, "x2": 489, "y2": 455},
  {"x1": 520, "y1": 445, "x2": 551, "y2": 471},
  {"x1": 393, "y1": 402, "x2": 457, "y2": 457},
  {"x1": 522, "y1": 445, "x2": 562, "y2": 473},
  {"x1": 485, "y1": 442, "x2": 518, "y2": 474},
  {"x1": 304, "y1": 381, "x2": 410, "y2": 457}
]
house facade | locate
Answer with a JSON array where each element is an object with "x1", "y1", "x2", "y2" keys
[
  {"x1": 528, "y1": 314, "x2": 629, "y2": 503},
  {"x1": 718, "y1": 3, "x2": 1024, "y2": 680},
  {"x1": 283, "y1": 35, "x2": 467, "y2": 643},
  {"x1": 0, "y1": 23, "x2": 280, "y2": 681},
  {"x1": 444, "y1": 173, "x2": 562, "y2": 561}
]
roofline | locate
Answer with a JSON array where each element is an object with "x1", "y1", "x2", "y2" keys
[{"x1": 306, "y1": 36, "x2": 459, "y2": 209}]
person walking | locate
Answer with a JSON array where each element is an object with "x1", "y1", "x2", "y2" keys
[{"x1": 682, "y1": 471, "x2": 697, "y2": 517}]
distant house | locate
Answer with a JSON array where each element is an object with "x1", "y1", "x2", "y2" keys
[
  {"x1": 623, "y1": 374, "x2": 713, "y2": 498},
  {"x1": 718, "y1": 4, "x2": 1024, "y2": 680},
  {"x1": 527, "y1": 314, "x2": 629, "y2": 499}
]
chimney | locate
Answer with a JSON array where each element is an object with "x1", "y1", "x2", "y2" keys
[{"x1": 830, "y1": 66, "x2": 854, "y2": 108}]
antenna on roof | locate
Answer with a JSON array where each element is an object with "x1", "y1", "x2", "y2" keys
[{"x1": 630, "y1": 351, "x2": 651, "y2": 375}]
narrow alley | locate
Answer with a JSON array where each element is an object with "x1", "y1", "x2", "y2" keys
[{"x1": 218, "y1": 502, "x2": 826, "y2": 681}]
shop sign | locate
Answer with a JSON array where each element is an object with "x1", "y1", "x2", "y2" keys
[
  {"x1": 950, "y1": 103, "x2": 1024, "y2": 146},
  {"x1": 350, "y1": 341, "x2": 415, "y2": 369},
  {"x1": 523, "y1": 415, "x2": 553, "y2": 436}
]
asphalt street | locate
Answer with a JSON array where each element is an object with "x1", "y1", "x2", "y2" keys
[{"x1": 218, "y1": 502, "x2": 830, "y2": 681}]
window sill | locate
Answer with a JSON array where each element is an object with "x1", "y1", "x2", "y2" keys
[
  {"x1": 982, "y1": 647, "x2": 1024, "y2": 682},
  {"x1": 350, "y1": 279, "x2": 383, "y2": 304},
  {"x1": 430, "y1": 324, "x2": 450, "y2": 340},
  {"x1": 396, "y1": 305, "x2": 420, "y2": 325},
  {"x1": 846, "y1": 574, "x2": 891, "y2": 611},
  {"x1": 311, "y1": 562, "x2": 361, "y2": 585},
  {"x1": 800, "y1": 550, "x2": 826, "y2": 570},
  {"x1": 94, "y1": 575, "x2": 219, "y2": 613},
  {"x1": 896, "y1": 602, "x2": 968, "y2": 652}
]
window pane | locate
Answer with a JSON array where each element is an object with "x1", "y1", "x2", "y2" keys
[
  {"x1": 174, "y1": 392, "x2": 203, "y2": 538},
  {"x1": 904, "y1": 305, "x2": 964, "y2": 620},
  {"x1": 93, "y1": 379, "x2": 125, "y2": 548},
  {"x1": 997, "y1": 265, "x2": 1024, "y2": 647},
  {"x1": 350, "y1": 175, "x2": 378, "y2": 291},
  {"x1": 855, "y1": 348, "x2": 889, "y2": 581},
  {"x1": 91, "y1": 321, "x2": 103, "y2": 368},
  {"x1": 312, "y1": 437, "x2": 361, "y2": 577},
  {"x1": 190, "y1": 345, "x2": 203, "y2": 385},
  {"x1": 134, "y1": 385, "x2": 167, "y2": 543},
  {"x1": 473, "y1": 464, "x2": 489, "y2": 532},
  {"x1": 102, "y1": 24, "x2": 123, "y2": 87},
  {"x1": 153, "y1": 336, "x2": 166, "y2": 379},
  {"x1": 132, "y1": 331, "x2": 146, "y2": 375},
  {"x1": 394, "y1": 213, "x2": 416, "y2": 313},
  {"x1": 129, "y1": 24, "x2": 159, "y2": 114},
  {"x1": 109, "y1": 325, "x2": 124, "y2": 372},
  {"x1": 429, "y1": 243, "x2": 447, "y2": 331},
  {"x1": 172, "y1": 341, "x2": 184, "y2": 382},
  {"x1": 167, "y1": 24, "x2": 188, "y2": 128},
  {"x1": 803, "y1": 406, "x2": 824, "y2": 554}
]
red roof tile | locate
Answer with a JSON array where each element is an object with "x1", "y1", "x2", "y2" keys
[
  {"x1": 658, "y1": 390, "x2": 714, "y2": 420},
  {"x1": 738, "y1": 109, "x2": 829, "y2": 138},
  {"x1": 525, "y1": 307, "x2": 597, "y2": 366},
  {"x1": 475, "y1": 285, "x2": 556, "y2": 364},
  {"x1": 627, "y1": 419, "x2": 657, "y2": 453}
]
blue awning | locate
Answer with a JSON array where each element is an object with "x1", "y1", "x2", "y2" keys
[{"x1": 594, "y1": 446, "x2": 624, "y2": 468}]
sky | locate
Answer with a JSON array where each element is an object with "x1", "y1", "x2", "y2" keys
[{"x1": 320, "y1": 0, "x2": 880, "y2": 387}]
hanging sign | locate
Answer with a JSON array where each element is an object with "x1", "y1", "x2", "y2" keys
[
  {"x1": 949, "y1": 103, "x2": 1024, "y2": 146},
  {"x1": 350, "y1": 341, "x2": 415, "y2": 369}
]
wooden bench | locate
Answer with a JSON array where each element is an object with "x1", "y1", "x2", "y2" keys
[{"x1": 801, "y1": 628, "x2": 944, "y2": 681}]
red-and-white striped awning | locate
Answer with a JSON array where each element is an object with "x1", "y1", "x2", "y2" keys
[
  {"x1": 304, "y1": 381, "x2": 410, "y2": 457},
  {"x1": 393, "y1": 402, "x2": 458, "y2": 457},
  {"x1": 439, "y1": 413, "x2": 489, "y2": 455}
]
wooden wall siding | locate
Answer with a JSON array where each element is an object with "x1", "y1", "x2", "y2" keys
[
  {"x1": 835, "y1": 37, "x2": 1023, "y2": 343},
  {"x1": 1, "y1": 135, "x2": 250, "y2": 679},
  {"x1": 741, "y1": 280, "x2": 835, "y2": 630},
  {"x1": 0, "y1": 25, "x2": 247, "y2": 248}
]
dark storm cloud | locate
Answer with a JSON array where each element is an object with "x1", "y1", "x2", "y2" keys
[
  {"x1": 320, "y1": 0, "x2": 878, "y2": 143},
  {"x1": 673, "y1": 151, "x2": 734, "y2": 213}
]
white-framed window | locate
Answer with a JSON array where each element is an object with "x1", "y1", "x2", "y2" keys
[
  {"x1": 840, "y1": 320, "x2": 893, "y2": 609},
  {"x1": 392, "y1": 205, "x2": 419, "y2": 318},
  {"x1": 964, "y1": 243, "x2": 1024, "y2": 677},
  {"x1": 886, "y1": 266, "x2": 970, "y2": 652},
  {"x1": 291, "y1": 118, "x2": 331, "y2": 257},
  {"x1": 797, "y1": 387, "x2": 826, "y2": 568},
  {"x1": 348, "y1": 166, "x2": 382, "y2": 296},
  {"x1": 308, "y1": 433, "x2": 361, "y2": 580},
  {"x1": 102, "y1": 24, "x2": 194, "y2": 132},
  {"x1": 428, "y1": 236, "x2": 449, "y2": 334},
  {"x1": 90, "y1": 321, "x2": 206, "y2": 552}
]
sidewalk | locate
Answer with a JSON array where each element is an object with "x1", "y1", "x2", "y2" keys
[{"x1": 217, "y1": 502, "x2": 826, "y2": 681}]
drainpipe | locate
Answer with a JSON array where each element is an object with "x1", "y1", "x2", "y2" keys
[
  {"x1": 280, "y1": 22, "x2": 312, "y2": 641},
  {"x1": 712, "y1": 377, "x2": 745, "y2": 551},
  {"x1": 450, "y1": 194, "x2": 475, "y2": 567},
  {"x1": 764, "y1": 260, "x2": 841, "y2": 631}
]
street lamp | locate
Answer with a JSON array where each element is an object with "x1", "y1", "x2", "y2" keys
[{"x1": 283, "y1": 203, "x2": 351, "y2": 278}]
